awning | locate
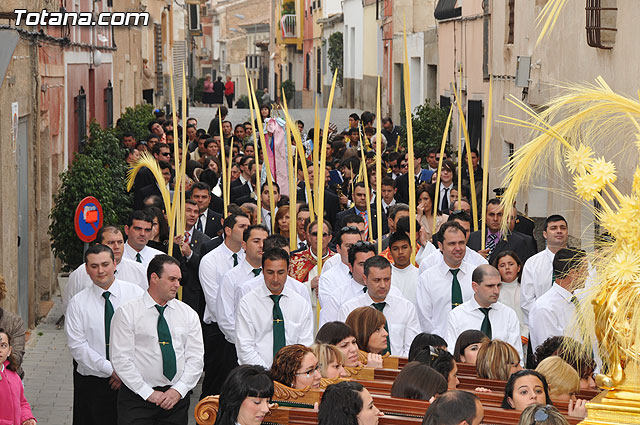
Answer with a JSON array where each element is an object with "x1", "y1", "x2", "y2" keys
[{"x1": 434, "y1": 0, "x2": 461, "y2": 20}]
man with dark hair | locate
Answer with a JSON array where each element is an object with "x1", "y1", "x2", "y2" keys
[
  {"x1": 388, "y1": 231, "x2": 419, "y2": 305},
  {"x1": 201, "y1": 225, "x2": 270, "y2": 398},
  {"x1": 260, "y1": 182, "x2": 281, "y2": 232},
  {"x1": 190, "y1": 182, "x2": 223, "y2": 238},
  {"x1": 296, "y1": 163, "x2": 340, "y2": 228},
  {"x1": 425, "y1": 148, "x2": 439, "y2": 172},
  {"x1": 65, "y1": 226, "x2": 148, "y2": 312},
  {"x1": 521, "y1": 214, "x2": 569, "y2": 322},
  {"x1": 386, "y1": 151, "x2": 401, "y2": 180},
  {"x1": 319, "y1": 226, "x2": 364, "y2": 326},
  {"x1": 123, "y1": 211, "x2": 163, "y2": 267},
  {"x1": 394, "y1": 150, "x2": 433, "y2": 205},
  {"x1": 445, "y1": 264, "x2": 523, "y2": 360},
  {"x1": 295, "y1": 204, "x2": 311, "y2": 250},
  {"x1": 65, "y1": 245, "x2": 145, "y2": 425},
  {"x1": 235, "y1": 249, "x2": 313, "y2": 367},
  {"x1": 437, "y1": 159, "x2": 456, "y2": 214},
  {"x1": 417, "y1": 221, "x2": 479, "y2": 336},
  {"x1": 467, "y1": 199, "x2": 537, "y2": 265},
  {"x1": 122, "y1": 132, "x2": 136, "y2": 149},
  {"x1": 198, "y1": 213, "x2": 250, "y2": 395},
  {"x1": 336, "y1": 182, "x2": 388, "y2": 241},
  {"x1": 380, "y1": 177, "x2": 397, "y2": 217},
  {"x1": 230, "y1": 155, "x2": 255, "y2": 194},
  {"x1": 423, "y1": 390, "x2": 483, "y2": 425},
  {"x1": 381, "y1": 117, "x2": 401, "y2": 151},
  {"x1": 177, "y1": 200, "x2": 211, "y2": 320},
  {"x1": 111, "y1": 254, "x2": 204, "y2": 425},
  {"x1": 338, "y1": 255, "x2": 419, "y2": 356},
  {"x1": 528, "y1": 248, "x2": 587, "y2": 350}
]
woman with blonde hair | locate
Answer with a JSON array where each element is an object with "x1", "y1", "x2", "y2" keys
[
  {"x1": 476, "y1": 339, "x2": 522, "y2": 381},
  {"x1": 310, "y1": 343, "x2": 348, "y2": 380},
  {"x1": 517, "y1": 404, "x2": 569, "y2": 425},
  {"x1": 345, "y1": 306, "x2": 389, "y2": 355}
]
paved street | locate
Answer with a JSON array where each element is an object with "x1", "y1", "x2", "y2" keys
[
  {"x1": 189, "y1": 106, "x2": 364, "y2": 134},
  {"x1": 22, "y1": 294, "x2": 202, "y2": 425}
]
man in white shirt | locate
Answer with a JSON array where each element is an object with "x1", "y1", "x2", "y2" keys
[
  {"x1": 339, "y1": 256, "x2": 420, "y2": 356},
  {"x1": 419, "y1": 211, "x2": 486, "y2": 273},
  {"x1": 65, "y1": 244, "x2": 145, "y2": 425},
  {"x1": 122, "y1": 210, "x2": 164, "y2": 268},
  {"x1": 260, "y1": 182, "x2": 280, "y2": 233},
  {"x1": 521, "y1": 215, "x2": 569, "y2": 324},
  {"x1": 319, "y1": 226, "x2": 363, "y2": 326},
  {"x1": 388, "y1": 232, "x2": 419, "y2": 305},
  {"x1": 199, "y1": 212, "x2": 250, "y2": 397},
  {"x1": 236, "y1": 248, "x2": 313, "y2": 367},
  {"x1": 445, "y1": 264, "x2": 523, "y2": 363},
  {"x1": 417, "y1": 221, "x2": 477, "y2": 337},
  {"x1": 111, "y1": 255, "x2": 204, "y2": 425},
  {"x1": 529, "y1": 248, "x2": 586, "y2": 351},
  {"x1": 201, "y1": 225, "x2": 268, "y2": 398},
  {"x1": 64, "y1": 226, "x2": 147, "y2": 312}
]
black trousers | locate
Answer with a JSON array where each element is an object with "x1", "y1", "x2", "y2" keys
[
  {"x1": 200, "y1": 322, "x2": 238, "y2": 398},
  {"x1": 225, "y1": 94, "x2": 234, "y2": 108},
  {"x1": 73, "y1": 367, "x2": 118, "y2": 425},
  {"x1": 118, "y1": 384, "x2": 189, "y2": 425},
  {"x1": 143, "y1": 89, "x2": 154, "y2": 105}
]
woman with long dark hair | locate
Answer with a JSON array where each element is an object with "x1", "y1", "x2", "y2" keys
[
  {"x1": 214, "y1": 365, "x2": 274, "y2": 425},
  {"x1": 318, "y1": 381, "x2": 383, "y2": 425}
]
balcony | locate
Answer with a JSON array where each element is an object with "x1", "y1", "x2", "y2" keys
[{"x1": 281, "y1": 14, "x2": 298, "y2": 38}]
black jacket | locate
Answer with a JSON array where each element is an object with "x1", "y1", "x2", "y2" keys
[{"x1": 467, "y1": 230, "x2": 537, "y2": 265}]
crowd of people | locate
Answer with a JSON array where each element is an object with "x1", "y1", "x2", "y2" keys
[{"x1": 0, "y1": 105, "x2": 598, "y2": 425}]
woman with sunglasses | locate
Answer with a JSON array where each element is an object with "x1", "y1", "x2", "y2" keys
[{"x1": 271, "y1": 344, "x2": 322, "y2": 390}]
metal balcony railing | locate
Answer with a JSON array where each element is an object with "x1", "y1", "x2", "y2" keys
[{"x1": 281, "y1": 14, "x2": 297, "y2": 38}]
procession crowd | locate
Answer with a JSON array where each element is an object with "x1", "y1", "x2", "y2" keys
[{"x1": 0, "y1": 103, "x2": 597, "y2": 425}]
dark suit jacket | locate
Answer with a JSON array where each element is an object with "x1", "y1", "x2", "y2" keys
[
  {"x1": 209, "y1": 194, "x2": 225, "y2": 215},
  {"x1": 394, "y1": 170, "x2": 433, "y2": 205},
  {"x1": 134, "y1": 183, "x2": 163, "y2": 211},
  {"x1": 230, "y1": 179, "x2": 242, "y2": 189},
  {"x1": 200, "y1": 235, "x2": 224, "y2": 257},
  {"x1": 336, "y1": 204, "x2": 389, "y2": 241},
  {"x1": 230, "y1": 181, "x2": 252, "y2": 203},
  {"x1": 199, "y1": 208, "x2": 223, "y2": 239},
  {"x1": 296, "y1": 185, "x2": 340, "y2": 228},
  {"x1": 180, "y1": 229, "x2": 211, "y2": 319},
  {"x1": 467, "y1": 230, "x2": 538, "y2": 266},
  {"x1": 514, "y1": 214, "x2": 535, "y2": 238}
]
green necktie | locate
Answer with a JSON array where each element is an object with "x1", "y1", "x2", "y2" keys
[
  {"x1": 252, "y1": 268, "x2": 262, "y2": 276},
  {"x1": 270, "y1": 295, "x2": 286, "y2": 356},
  {"x1": 232, "y1": 253, "x2": 238, "y2": 267},
  {"x1": 102, "y1": 291, "x2": 114, "y2": 360},
  {"x1": 136, "y1": 252, "x2": 142, "y2": 263},
  {"x1": 155, "y1": 305, "x2": 177, "y2": 380},
  {"x1": 570, "y1": 295, "x2": 580, "y2": 309},
  {"x1": 371, "y1": 302, "x2": 391, "y2": 355},
  {"x1": 479, "y1": 307, "x2": 492, "y2": 339},
  {"x1": 362, "y1": 286, "x2": 368, "y2": 293},
  {"x1": 450, "y1": 269, "x2": 463, "y2": 309}
]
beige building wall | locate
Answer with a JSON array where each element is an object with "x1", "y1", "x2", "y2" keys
[
  {"x1": 112, "y1": 0, "x2": 144, "y2": 117},
  {"x1": 489, "y1": 0, "x2": 636, "y2": 244}
]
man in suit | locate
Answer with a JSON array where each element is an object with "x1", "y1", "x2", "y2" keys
[
  {"x1": 234, "y1": 173, "x2": 259, "y2": 205},
  {"x1": 190, "y1": 182, "x2": 223, "y2": 239},
  {"x1": 395, "y1": 150, "x2": 434, "y2": 204},
  {"x1": 134, "y1": 160, "x2": 172, "y2": 211},
  {"x1": 177, "y1": 200, "x2": 211, "y2": 320},
  {"x1": 467, "y1": 199, "x2": 537, "y2": 265},
  {"x1": 296, "y1": 163, "x2": 340, "y2": 228},
  {"x1": 336, "y1": 182, "x2": 389, "y2": 241},
  {"x1": 230, "y1": 156, "x2": 255, "y2": 199}
]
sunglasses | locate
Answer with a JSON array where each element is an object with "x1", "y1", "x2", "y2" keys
[
  {"x1": 310, "y1": 232, "x2": 330, "y2": 237},
  {"x1": 340, "y1": 225, "x2": 360, "y2": 232},
  {"x1": 160, "y1": 152, "x2": 171, "y2": 157}
]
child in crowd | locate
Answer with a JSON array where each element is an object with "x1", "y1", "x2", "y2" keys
[{"x1": 0, "y1": 329, "x2": 36, "y2": 425}]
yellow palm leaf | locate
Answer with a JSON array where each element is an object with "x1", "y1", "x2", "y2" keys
[{"x1": 126, "y1": 152, "x2": 172, "y2": 215}]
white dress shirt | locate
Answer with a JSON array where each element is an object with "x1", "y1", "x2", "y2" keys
[
  {"x1": 235, "y1": 283, "x2": 313, "y2": 367},
  {"x1": 338, "y1": 292, "x2": 420, "y2": 357},
  {"x1": 110, "y1": 292, "x2": 204, "y2": 400},
  {"x1": 261, "y1": 206, "x2": 278, "y2": 233},
  {"x1": 381, "y1": 199, "x2": 396, "y2": 217},
  {"x1": 234, "y1": 275, "x2": 311, "y2": 311},
  {"x1": 391, "y1": 264, "x2": 420, "y2": 305},
  {"x1": 415, "y1": 241, "x2": 437, "y2": 267},
  {"x1": 528, "y1": 283, "x2": 578, "y2": 351},
  {"x1": 416, "y1": 258, "x2": 476, "y2": 337},
  {"x1": 216, "y1": 259, "x2": 262, "y2": 344},
  {"x1": 196, "y1": 209, "x2": 210, "y2": 233},
  {"x1": 419, "y1": 247, "x2": 487, "y2": 275},
  {"x1": 445, "y1": 297, "x2": 524, "y2": 364},
  {"x1": 64, "y1": 258, "x2": 148, "y2": 312},
  {"x1": 499, "y1": 280, "x2": 529, "y2": 338},
  {"x1": 331, "y1": 278, "x2": 403, "y2": 320},
  {"x1": 199, "y1": 242, "x2": 245, "y2": 323},
  {"x1": 65, "y1": 279, "x2": 145, "y2": 378},
  {"x1": 520, "y1": 248, "x2": 555, "y2": 325},
  {"x1": 318, "y1": 260, "x2": 351, "y2": 327},
  {"x1": 122, "y1": 242, "x2": 164, "y2": 269},
  {"x1": 439, "y1": 182, "x2": 453, "y2": 208},
  {"x1": 321, "y1": 253, "x2": 342, "y2": 272}
]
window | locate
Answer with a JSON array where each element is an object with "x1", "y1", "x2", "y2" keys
[
  {"x1": 506, "y1": 0, "x2": 515, "y2": 44},
  {"x1": 586, "y1": 0, "x2": 617, "y2": 49}
]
